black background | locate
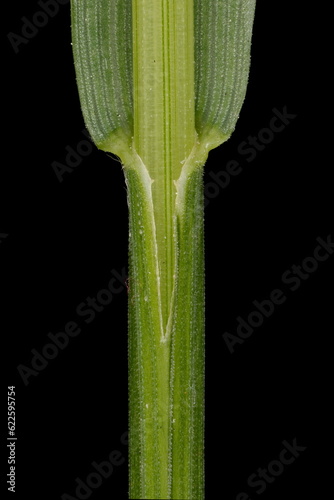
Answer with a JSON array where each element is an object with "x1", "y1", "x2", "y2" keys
[{"x1": 2, "y1": 1, "x2": 332, "y2": 499}]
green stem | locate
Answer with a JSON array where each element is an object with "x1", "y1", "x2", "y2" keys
[
  {"x1": 126, "y1": 160, "x2": 205, "y2": 500},
  {"x1": 127, "y1": 1, "x2": 206, "y2": 498},
  {"x1": 132, "y1": 0, "x2": 196, "y2": 328}
]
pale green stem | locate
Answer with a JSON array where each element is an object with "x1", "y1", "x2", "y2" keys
[
  {"x1": 132, "y1": 0, "x2": 196, "y2": 327},
  {"x1": 126, "y1": 0, "x2": 205, "y2": 498}
]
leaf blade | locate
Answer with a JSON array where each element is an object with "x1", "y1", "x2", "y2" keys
[
  {"x1": 71, "y1": 0, "x2": 133, "y2": 149},
  {"x1": 195, "y1": 0, "x2": 256, "y2": 143}
]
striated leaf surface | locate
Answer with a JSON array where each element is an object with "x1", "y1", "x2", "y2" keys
[
  {"x1": 195, "y1": 0, "x2": 256, "y2": 144},
  {"x1": 71, "y1": 0, "x2": 133, "y2": 151}
]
